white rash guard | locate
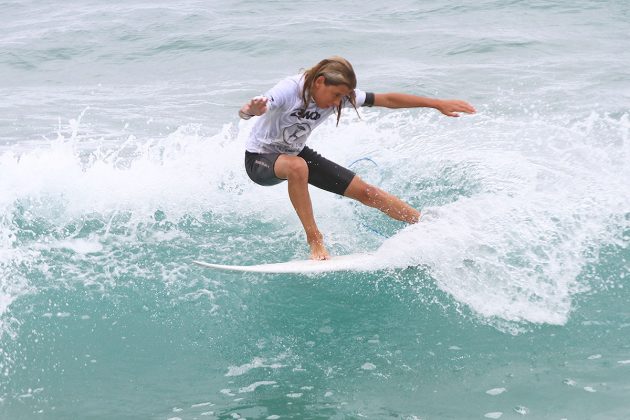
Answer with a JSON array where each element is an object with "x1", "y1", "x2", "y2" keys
[{"x1": 245, "y1": 74, "x2": 373, "y2": 155}]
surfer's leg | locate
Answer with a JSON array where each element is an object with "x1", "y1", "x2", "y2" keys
[
  {"x1": 292, "y1": 147, "x2": 419, "y2": 223},
  {"x1": 344, "y1": 176, "x2": 420, "y2": 224},
  {"x1": 274, "y1": 155, "x2": 330, "y2": 260}
]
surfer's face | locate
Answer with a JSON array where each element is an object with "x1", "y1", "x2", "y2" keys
[{"x1": 312, "y1": 76, "x2": 352, "y2": 109}]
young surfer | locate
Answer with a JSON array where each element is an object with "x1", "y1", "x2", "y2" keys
[{"x1": 239, "y1": 56, "x2": 475, "y2": 260}]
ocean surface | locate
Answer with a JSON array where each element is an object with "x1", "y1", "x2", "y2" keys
[{"x1": 1, "y1": 0, "x2": 629, "y2": 418}]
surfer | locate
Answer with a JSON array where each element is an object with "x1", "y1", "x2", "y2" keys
[{"x1": 239, "y1": 56, "x2": 475, "y2": 260}]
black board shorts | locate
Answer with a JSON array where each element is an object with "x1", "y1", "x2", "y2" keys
[{"x1": 244, "y1": 146, "x2": 356, "y2": 196}]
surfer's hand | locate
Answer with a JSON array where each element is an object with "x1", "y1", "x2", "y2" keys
[
  {"x1": 243, "y1": 96, "x2": 268, "y2": 116},
  {"x1": 436, "y1": 99, "x2": 476, "y2": 117}
]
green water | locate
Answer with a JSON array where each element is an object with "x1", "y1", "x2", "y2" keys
[{"x1": 2, "y1": 0, "x2": 630, "y2": 418}]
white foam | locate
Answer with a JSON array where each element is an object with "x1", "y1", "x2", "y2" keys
[
  {"x1": 54, "y1": 239, "x2": 104, "y2": 254},
  {"x1": 225, "y1": 357, "x2": 285, "y2": 377},
  {"x1": 360, "y1": 109, "x2": 630, "y2": 327},
  {"x1": 361, "y1": 362, "x2": 376, "y2": 370},
  {"x1": 1, "y1": 105, "x2": 628, "y2": 334},
  {"x1": 238, "y1": 381, "x2": 277, "y2": 393},
  {"x1": 0, "y1": 120, "x2": 288, "y2": 222},
  {"x1": 513, "y1": 406, "x2": 529, "y2": 415},
  {"x1": 486, "y1": 387, "x2": 506, "y2": 396},
  {"x1": 191, "y1": 402, "x2": 214, "y2": 408}
]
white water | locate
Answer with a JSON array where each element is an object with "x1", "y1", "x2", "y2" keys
[{"x1": 2, "y1": 104, "x2": 628, "y2": 331}]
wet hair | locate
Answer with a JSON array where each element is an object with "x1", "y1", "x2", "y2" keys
[{"x1": 301, "y1": 56, "x2": 359, "y2": 126}]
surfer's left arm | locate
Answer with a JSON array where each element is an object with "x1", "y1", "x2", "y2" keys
[{"x1": 373, "y1": 93, "x2": 476, "y2": 117}]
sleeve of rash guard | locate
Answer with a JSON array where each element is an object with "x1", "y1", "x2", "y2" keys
[
  {"x1": 262, "y1": 77, "x2": 298, "y2": 112},
  {"x1": 346, "y1": 88, "x2": 374, "y2": 108}
]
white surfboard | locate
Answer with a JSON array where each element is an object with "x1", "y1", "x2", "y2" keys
[{"x1": 193, "y1": 252, "x2": 377, "y2": 274}]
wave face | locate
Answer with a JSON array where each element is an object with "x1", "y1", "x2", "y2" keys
[{"x1": 1, "y1": 0, "x2": 629, "y2": 418}]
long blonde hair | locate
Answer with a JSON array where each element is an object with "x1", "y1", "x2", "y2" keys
[{"x1": 301, "y1": 56, "x2": 359, "y2": 126}]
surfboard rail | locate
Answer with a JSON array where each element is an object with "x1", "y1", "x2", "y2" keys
[{"x1": 193, "y1": 252, "x2": 377, "y2": 274}]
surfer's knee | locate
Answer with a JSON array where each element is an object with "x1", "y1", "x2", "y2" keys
[{"x1": 286, "y1": 157, "x2": 309, "y2": 183}]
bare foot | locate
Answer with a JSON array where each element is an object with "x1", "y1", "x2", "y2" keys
[{"x1": 307, "y1": 234, "x2": 330, "y2": 260}]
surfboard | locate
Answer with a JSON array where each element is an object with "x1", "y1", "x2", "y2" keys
[{"x1": 193, "y1": 252, "x2": 377, "y2": 274}]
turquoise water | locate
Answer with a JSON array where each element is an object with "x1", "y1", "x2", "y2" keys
[{"x1": 1, "y1": 1, "x2": 629, "y2": 418}]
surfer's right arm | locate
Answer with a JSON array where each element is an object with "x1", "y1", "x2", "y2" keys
[{"x1": 239, "y1": 96, "x2": 268, "y2": 120}]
